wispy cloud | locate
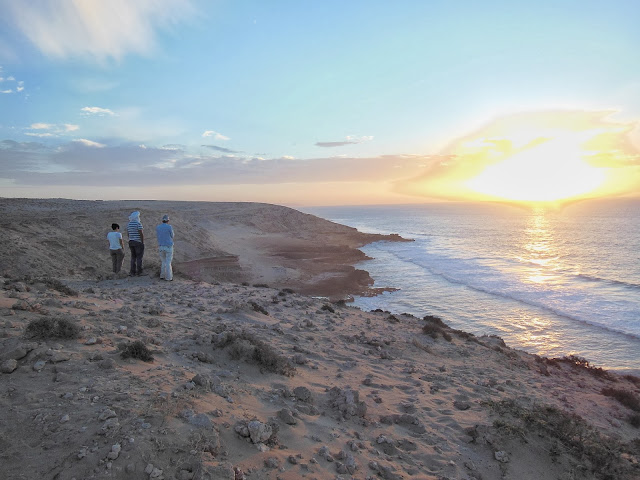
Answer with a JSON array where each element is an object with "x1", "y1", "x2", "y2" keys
[
  {"x1": 315, "y1": 135, "x2": 374, "y2": 148},
  {"x1": 0, "y1": 139, "x2": 431, "y2": 187},
  {"x1": 0, "y1": 67, "x2": 25, "y2": 94},
  {"x1": 81, "y1": 106, "x2": 116, "y2": 116},
  {"x1": 2, "y1": 0, "x2": 196, "y2": 62},
  {"x1": 25, "y1": 123, "x2": 80, "y2": 137},
  {"x1": 73, "y1": 139, "x2": 105, "y2": 148},
  {"x1": 202, "y1": 130, "x2": 230, "y2": 141},
  {"x1": 202, "y1": 144, "x2": 238, "y2": 154}
]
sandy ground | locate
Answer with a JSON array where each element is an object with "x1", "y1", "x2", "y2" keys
[
  {"x1": 0, "y1": 199, "x2": 639, "y2": 480},
  {"x1": 0, "y1": 198, "x2": 407, "y2": 299}
]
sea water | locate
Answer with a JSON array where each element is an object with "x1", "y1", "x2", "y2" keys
[{"x1": 303, "y1": 199, "x2": 640, "y2": 372}]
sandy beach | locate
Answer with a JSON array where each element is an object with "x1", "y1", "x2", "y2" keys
[{"x1": 1, "y1": 199, "x2": 639, "y2": 480}]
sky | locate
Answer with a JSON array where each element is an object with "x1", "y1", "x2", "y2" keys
[{"x1": 1, "y1": 0, "x2": 639, "y2": 206}]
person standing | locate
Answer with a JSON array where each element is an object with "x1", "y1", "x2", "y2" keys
[
  {"x1": 107, "y1": 223, "x2": 125, "y2": 274},
  {"x1": 156, "y1": 214, "x2": 174, "y2": 281},
  {"x1": 127, "y1": 211, "x2": 144, "y2": 276}
]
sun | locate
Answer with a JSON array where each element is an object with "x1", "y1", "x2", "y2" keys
[
  {"x1": 396, "y1": 110, "x2": 640, "y2": 204},
  {"x1": 465, "y1": 129, "x2": 607, "y2": 203}
]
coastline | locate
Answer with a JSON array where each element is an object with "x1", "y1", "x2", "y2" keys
[{"x1": 1, "y1": 198, "x2": 639, "y2": 478}]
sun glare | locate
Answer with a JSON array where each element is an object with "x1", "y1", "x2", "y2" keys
[{"x1": 465, "y1": 131, "x2": 607, "y2": 202}]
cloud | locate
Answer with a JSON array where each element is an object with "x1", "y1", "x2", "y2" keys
[
  {"x1": 315, "y1": 135, "x2": 374, "y2": 147},
  {"x1": 202, "y1": 130, "x2": 230, "y2": 141},
  {"x1": 0, "y1": 138, "x2": 431, "y2": 187},
  {"x1": 1, "y1": 0, "x2": 196, "y2": 62},
  {"x1": 25, "y1": 123, "x2": 80, "y2": 137},
  {"x1": 73, "y1": 139, "x2": 105, "y2": 148},
  {"x1": 81, "y1": 106, "x2": 116, "y2": 116},
  {"x1": 0, "y1": 67, "x2": 24, "y2": 94},
  {"x1": 395, "y1": 110, "x2": 640, "y2": 202},
  {"x1": 30, "y1": 123, "x2": 53, "y2": 130},
  {"x1": 202, "y1": 144, "x2": 238, "y2": 154}
]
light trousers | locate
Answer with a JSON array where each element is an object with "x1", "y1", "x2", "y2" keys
[{"x1": 159, "y1": 245, "x2": 174, "y2": 280}]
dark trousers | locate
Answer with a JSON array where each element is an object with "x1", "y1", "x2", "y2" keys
[
  {"x1": 110, "y1": 248, "x2": 124, "y2": 273},
  {"x1": 129, "y1": 241, "x2": 144, "y2": 274}
]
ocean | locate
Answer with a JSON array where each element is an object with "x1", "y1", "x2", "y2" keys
[{"x1": 303, "y1": 199, "x2": 640, "y2": 372}]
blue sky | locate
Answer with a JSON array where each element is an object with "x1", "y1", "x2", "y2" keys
[{"x1": 1, "y1": 0, "x2": 639, "y2": 205}]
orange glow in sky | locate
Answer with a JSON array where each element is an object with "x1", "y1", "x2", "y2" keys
[{"x1": 397, "y1": 110, "x2": 640, "y2": 205}]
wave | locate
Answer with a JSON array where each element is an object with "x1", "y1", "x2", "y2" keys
[{"x1": 370, "y1": 242, "x2": 640, "y2": 340}]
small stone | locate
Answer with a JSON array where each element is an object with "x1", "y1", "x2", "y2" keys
[
  {"x1": 1, "y1": 359, "x2": 18, "y2": 373},
  {"x1": 495, "y1": 450, "x2": 509, "y2": 463},
  {"x1": 33, "y1": 360, "x2": 46, "y2": 371},
  {"x1": 107, "y1": 443, "x2": 121, "y2": 460},
  {"x1": 60, "y1": 414, "x2": 70, "y2": 423},
  {"x1": 85, "y1": 337, "x2": 97, "y2": 345}
]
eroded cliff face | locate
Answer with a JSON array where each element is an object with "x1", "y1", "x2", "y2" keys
[{"x1": 0, "y1": 198, "x2": 408, "y2": 297}]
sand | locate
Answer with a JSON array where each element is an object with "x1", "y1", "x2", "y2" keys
[{"x1": 0, "y1": 198, "x2": 639, "y2": 480}]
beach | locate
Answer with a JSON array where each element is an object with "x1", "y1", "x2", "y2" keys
[{"x1": 1, "y1": 198, "x2": 639, "y2": 480}]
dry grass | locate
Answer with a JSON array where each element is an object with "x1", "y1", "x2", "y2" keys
[
  {"x1": 488, "y1": 398, "x2": 639, "y2": 480},
  {"x1": 24, "y1": 317, "x2": 80, "y2": 339},
  {"x1": 120, "y1": 340, "x2": 154, "y2": 362}
]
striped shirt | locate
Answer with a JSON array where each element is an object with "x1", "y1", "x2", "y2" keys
[{"x1": 127, "y1": 221, "x2": 143, "y2": 242}]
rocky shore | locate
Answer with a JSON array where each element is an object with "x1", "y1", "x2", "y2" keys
[{"x1": 0, "y1": 198, "x2": 639, "y2": 479}]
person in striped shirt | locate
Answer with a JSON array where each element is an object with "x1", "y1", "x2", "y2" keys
[{"x1": 127, "y1": 211, "x2": 145, "y2": 276}]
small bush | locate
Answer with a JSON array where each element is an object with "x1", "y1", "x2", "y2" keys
[
  {"x1": 250, "y1": 301, "x2": 269, "y2": 315},
  {"x1": 546, "y1": 355, "x2": 615, "y2": 381},
  {"x1": 120, "y1": 340, "x2": 154, "y2": 362},
  {"x1": 281, "y1": 288, "x2": 295, "y2": 294},
  {"x1": 422, "y1": 323, "x2": 440, "y2": 339},
  {"x1": 321, "y1": 304, "x2": 335, "y2": 313},
  {"x1": 42, "y1": 278, "x2": 78, "y2": 296},
  {"x1": 253, "y1": 283, "x2": 270, "y2": 288},
  {"x1": 214, "y1": 330, "x2": 294, "y2": 376},
  {"x1": 25, "y1": 317, "x2": 80, "y2": 339},
  {"x1": 423, "y1": 314, "x2": 446, "y2": 327},
  {"x1": 601, "y1": 387, "x2": 640, "y2": 412},
  {"x1": 333, "y1": 299, "x2": 346, "y2": 307},
  {"x1": 629, "y1": 414, "x2": 640, "y2": 428}
]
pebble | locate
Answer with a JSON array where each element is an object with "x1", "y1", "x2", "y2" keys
[{"x1": 1, "y1": 359, "x2": 18, "y2": 373}]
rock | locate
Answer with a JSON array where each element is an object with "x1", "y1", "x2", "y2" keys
[
  {"x1": 454, "y1": 400, "x2": 471, "y2": 410},
  {"x1": 85, "y1": 337, "x2": 97, "y2": 345},
  {"x1": 495, "y1": 450, "x2": 510, "y2": 463},
  {"x1": 264, "y1": 457, "x2": 279, "y2": 469},
  {"x1": 247, "y1": 420, "x2": 273, "y2": 444},
  {"x1": 328, "y1": 387, "x2": 367, "y2": 418},
  {"x1": 277, "y1": 408, "x2": 297, "y2": 425},
  {"x1": 192, "y1": 373, "x2": 210, "y2": 388},
  {"x1": 33, "y1": 360, "x2": 46, "y2": 371},
  {"x1": 107, "y1": 443, "x2": 121, "y2": 460},
  {"x1": 50, "y1": 352, "x2": 71, "y2": 363},
  {"x1": 60, "y1": 414, "x2": 70, "y2": 423},
  {"x1": 293, "y1": 386, "x2": 313, "y2": 403},
  {"x1": 99, "y1": 358, "x2": 116, "y2": 369},
  {"x1": 99, "y1": 409, "x2": 117, "y2": 421},
  {"x1": 1, "y1": 359, "x2": 18, "y2": 373},
  {"x1": 1, "y1": 346, "x2": 28, "y2": 361}
]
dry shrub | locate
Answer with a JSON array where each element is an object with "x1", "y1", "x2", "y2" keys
[
  {"x1": 249, "y1": 301, "x2": 269, "y2": 315},
  {"x1": 489, "y1": 398, "x2": 638, "y2": 480},
  {"x1": 546, "y1": 355, "x2": 615, "y2": 381},
  {"x1": 120, "y1": 340, "x2": 154, "y2": 362},
  {"x1": 25, "y1": 317, "x2": 80, "y2": 339},
  {"x1": 215, "y1": 330, "x2": 295, "y2": 376},
  {"x1": 321, "y1": 304, "x2": 335, "y2": 313},
  {"x1": 421, "y1": 315, "x2": 452, "y2": 342},
  {"x1": 601, "y1": 387, "x2": 640, "y2": 412}
]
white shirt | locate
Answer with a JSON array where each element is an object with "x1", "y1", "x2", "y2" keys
[{"x1": 107, "y1": 231, "x2": 123, "y2": 250}]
